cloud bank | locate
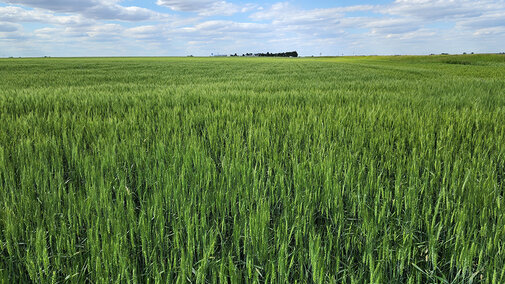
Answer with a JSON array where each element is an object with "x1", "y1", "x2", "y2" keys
[{"x1": 1, "y1": 0, "x2": 505, "y2": 57}]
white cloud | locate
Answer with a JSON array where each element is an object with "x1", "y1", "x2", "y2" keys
[
  {"x1": 156, "y1": 0, "x2": 239, "y2": 16},
  {"x1": 457, "y1": 12, "x2": 505, "y2": 29},
  {"x1": 241, "y1": 3, "x2": 258, "y2": 13},
  {"x1": 0, "y1": 6, "x2": 90, "y2": 25},
  {"x1": 4, "y1": 0, "x2": 160, "y2": 21},
  {"x1": 34, "y1": 26, "x2": 87, "y2": 38},
  {"x1": 0, "y1": 22, "x2": 28, "y2": 42},
  {"x1": 472, "y1": 26, "x2": 505, "y2": 36},
  {"x1": 0, "y1": 21, "x2": 21, "y2": 32},
  {"x1": 250, "y1": 2, "x2": 373, "y2": 24},
  {"x1": 85, "y1": 23, "x2": 122, "y2": 38},
  {"x1": 383, "y1": 0, "x2": 505, "y2": 21},
  {"x1": 192, "y1": 20, "x2": 268, "y2": 32},
  {"x1": 367, "y1": 18, "x2": 422, "y2": 35},
  {"x1": 125, "y1": 25, "x2": 165, "y2": 40}
]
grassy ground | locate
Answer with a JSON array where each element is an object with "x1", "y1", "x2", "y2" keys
[{"x1": 1, "y1": 54, "x2": 505, "y2": 283}]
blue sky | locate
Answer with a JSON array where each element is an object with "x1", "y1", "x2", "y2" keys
[{"x1": 1, "y1": 0, "x2": 505, "y2": 57}]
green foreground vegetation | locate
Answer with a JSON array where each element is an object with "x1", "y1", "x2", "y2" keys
[{"x1": 1, "y1": 54, "x2": 505, "y2": 283}]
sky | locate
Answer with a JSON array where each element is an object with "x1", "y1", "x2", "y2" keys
[{"x1": 1, "y1": 0, "x2": 505, "y2": 57}]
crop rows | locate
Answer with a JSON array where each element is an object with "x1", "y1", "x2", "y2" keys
[{"x1": 1, "y1": 55, "x2": 505, "y2": 283}]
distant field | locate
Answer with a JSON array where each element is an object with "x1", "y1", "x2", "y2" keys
[{"x1": 1, "y1": 55, "x2": 504, "y2": 283}]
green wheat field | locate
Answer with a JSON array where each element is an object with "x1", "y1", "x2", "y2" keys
[{"x1": 1, "y1": 54, "x2": 505, "y2": 283}]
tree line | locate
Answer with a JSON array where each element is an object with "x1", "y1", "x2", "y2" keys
[{"x1": 230, "y1": 51, "x2": 298, "y2": 57}]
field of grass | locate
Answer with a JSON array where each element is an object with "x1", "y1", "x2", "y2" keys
[{"x1": 1, "y1": 54, "x2": 505, "y2": 283}]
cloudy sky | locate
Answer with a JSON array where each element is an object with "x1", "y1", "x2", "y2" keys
[{"x1": 1, "y1": 0, "x2": 505, "y2": 57}]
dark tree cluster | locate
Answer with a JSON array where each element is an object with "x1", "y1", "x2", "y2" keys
[{"x1": 254, "y1": 51, "x2": 298, "y2": 57}]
